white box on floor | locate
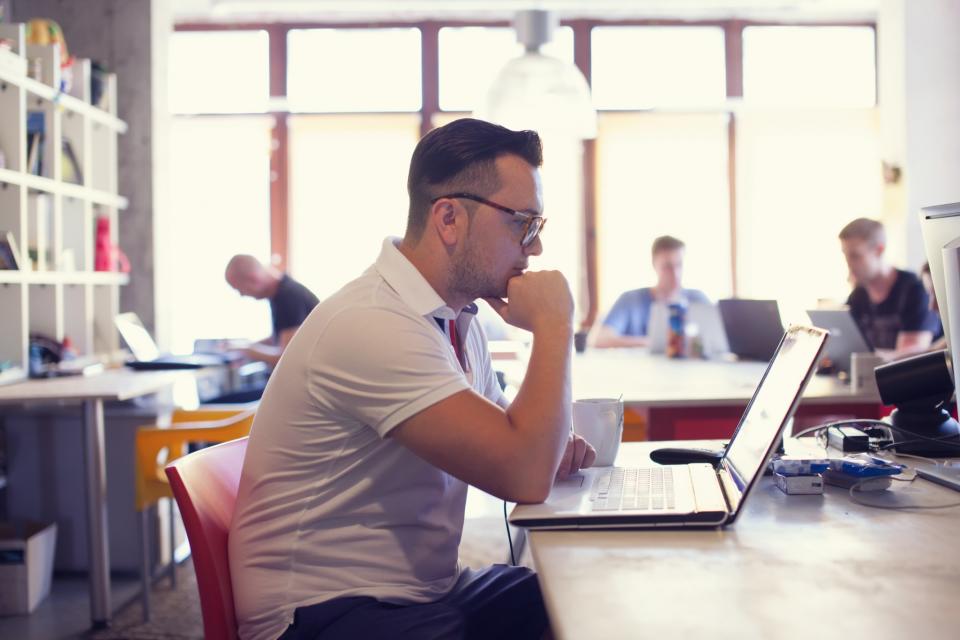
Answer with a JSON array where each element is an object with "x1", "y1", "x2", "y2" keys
[{"x1": 0, "y1": 521, "x2": 57, "y2": 615}]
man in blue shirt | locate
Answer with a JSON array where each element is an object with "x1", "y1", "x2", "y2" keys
[{"x1": 593, "y1": 235, "x2": 709, "y2": 348}]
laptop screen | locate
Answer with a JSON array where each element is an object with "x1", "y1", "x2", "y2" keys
[
  {"x1": 114, "y1": 312, "x2": 161, "y2": 361},
  {"x1": 720, "y1": 325, "x2": 828, "y2": 514}
]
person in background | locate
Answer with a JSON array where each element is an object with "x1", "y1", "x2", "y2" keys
[
  {"x1": 920, "y1": 261, "x2": 948, "y2": 351},
  {"x1": 229, "y1": 118, "x2": 594, "y2": 640},
  {"x1": 224, "y1": 254, "x2": 319, "y2": 368},
  {"x1": 839, "y1": 217, "x2": 939, "y2": 359},
  {"x1": 592, "y1": 235, "x2": 709, "y2": 348}
]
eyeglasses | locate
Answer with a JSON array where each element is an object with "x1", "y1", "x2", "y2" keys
[{"x1": 431, "y1": 192, "x2": 546, "y2": 248}]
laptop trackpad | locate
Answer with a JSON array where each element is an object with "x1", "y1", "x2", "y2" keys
[{"x1": 555, "y1": 475, "x2": 585, "y2": 490}]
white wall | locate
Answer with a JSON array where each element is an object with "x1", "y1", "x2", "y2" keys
[{"x1": 880, "y1": 0, "x2": 960, "y2": 269}]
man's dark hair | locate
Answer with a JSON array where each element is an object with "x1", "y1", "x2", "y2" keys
[
  {"x1": 651, "y1": 235, "x2": 685, "y2": 258},
  {"x1": 405, "y1": 118, "x2": 542, "y2": 239}
]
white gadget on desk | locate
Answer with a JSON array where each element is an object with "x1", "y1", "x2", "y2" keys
[{"x1": 510, "y1": 325, "x2": 828, "y2": 529}]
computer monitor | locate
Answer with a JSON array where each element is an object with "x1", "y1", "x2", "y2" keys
[
  {"x1": 917, "y1": 203, "x2": 960, "y2": 453},
  {"x1": 919, "y1": 202, "x2": 960, "y2": 358}
]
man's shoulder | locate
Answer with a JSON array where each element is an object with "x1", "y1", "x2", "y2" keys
[
  {"x1": 278, "y1": 274, "x2": 320, "y2": 304},
  {"x1": 894, "y1": 268, "x2": 923, "y2": 289},
  {"x1": 314, "y1": 274, "x2": 423, "y2": 334},
  {"x1": 616, "y1": 288, "x2": 651, "y2": 304}
]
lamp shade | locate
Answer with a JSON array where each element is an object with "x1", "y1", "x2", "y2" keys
[
  {"x1": 474, "y1": 10, "x2": 596, "y2": 139},
  {"x1": 476, "y1": 52, "x2": 597, "y2": 139}
]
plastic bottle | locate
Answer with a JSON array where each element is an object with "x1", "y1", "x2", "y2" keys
[{"x1": 666, "y1": 303, "x2": 686, "y2": 358}]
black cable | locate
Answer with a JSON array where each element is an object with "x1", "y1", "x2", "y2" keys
[
  {"x1": 791, "y1": 419, "x2": 893, "y2": 440},
  {"x1": 503, "y1": 500, "x2": 516, "y2": 566},
  {"x1": 878, "y1": 423, "x2": 960, "y2": 451}
]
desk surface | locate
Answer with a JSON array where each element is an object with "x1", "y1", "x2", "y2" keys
[
  {"x1": 529, "y1": 442, "x2": 960, "y2": 640},
  {"x1": 0, "y1": 368, "x2": 189, "y2": 403},
  {"x1": 505, "y1": 349, "x2": 879, "y2": 407}
]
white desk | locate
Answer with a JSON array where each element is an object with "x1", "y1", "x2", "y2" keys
[
  {"x1": 502, "y1": 350, "x2": 883, "y2": 440},
  {"x1": 529, "y1": 442, "x2": 960, "y2": 640},
  {"x1": 567, "y1": 349, "x2": 879, "y2": 407},
  {"x1": 0, "y1": 369, "x2": 188, "y2": 629}
]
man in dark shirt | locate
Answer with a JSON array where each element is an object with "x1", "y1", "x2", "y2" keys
[
  {"x1": 839, "y1": 218, "x2": 940, "y2": 358},
  {"x1": 225, "y1": 254, "x2": 320, "y2": 368}
]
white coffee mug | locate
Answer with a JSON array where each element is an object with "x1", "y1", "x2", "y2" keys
[
  {"x1": 572, "y1": 398, "x2": 624, "y2": 467},
  {"x1": 851, "y1": 352, "x2": 883, "y2": 394}
]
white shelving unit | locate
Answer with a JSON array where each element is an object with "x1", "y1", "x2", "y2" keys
[{"x1": 0, "y1": 23, "x2": 127, "y2": 384}]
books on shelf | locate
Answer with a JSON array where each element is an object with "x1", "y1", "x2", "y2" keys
[
  {"x1": 26, "y1": 110, "x2": 44, "y2": 176},
  {"x1": 27, "y1": 193, "x2": 50, "y2": 271},
  {"x1": 0, "y1": 230, "x2": 21, "y2": 270},
  {"x1": 61, "y1": 138, "x2": 83, "y2": 184}
]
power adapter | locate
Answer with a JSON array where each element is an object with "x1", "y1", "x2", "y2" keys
[{"x1": 827, "y1": 426, "x2": 871, "y2": 452}]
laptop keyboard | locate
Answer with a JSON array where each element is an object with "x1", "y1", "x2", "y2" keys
[{"x1": 590, "y1": 467, "x2": 676, "y2": 512}]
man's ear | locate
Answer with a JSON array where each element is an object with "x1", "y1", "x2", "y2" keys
[{"x1": 431, "y1": 199, "x2": 462, "y2": 248}]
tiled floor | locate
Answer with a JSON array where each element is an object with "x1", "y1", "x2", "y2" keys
[{"x1": 0, "y1": 572, "x2": 142, "y2": 640}]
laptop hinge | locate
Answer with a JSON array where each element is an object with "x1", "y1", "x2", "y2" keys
[{"x1": 715, "y1": 465, "x2": 742, "y2": 514}]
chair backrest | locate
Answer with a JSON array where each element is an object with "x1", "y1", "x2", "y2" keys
[{"x1": 165, "y1": 437, "x2": 248, "y2": 640}]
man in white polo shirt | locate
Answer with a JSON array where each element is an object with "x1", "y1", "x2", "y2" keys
[{"x1": 229, "y1": 118, "x2": 595, "y2": 640}]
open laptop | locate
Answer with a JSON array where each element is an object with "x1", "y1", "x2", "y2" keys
[
  {"x1": 718, "y1": 299, "x2": 785, "y2": 362},
  {"x1": 648, "y1": 302, "x2": 730, "y2": 358},
  {"x1": 806, "y1": 309, "x2": 872, "y2": 373},
  {"x1": 115, "y1": 312, "x2": 227, "y2": 370},
  {"x1": 510, "y1": 324, "x2": 828, "y2": 529}
]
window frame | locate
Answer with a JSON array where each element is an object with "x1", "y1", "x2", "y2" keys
[{"x1": 173, "y1": 17, "x2": 877, "y2": 327}]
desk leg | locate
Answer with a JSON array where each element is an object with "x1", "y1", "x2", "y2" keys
[{"x1": 83, "y1": 399, "x2": 112, "y2": 629}]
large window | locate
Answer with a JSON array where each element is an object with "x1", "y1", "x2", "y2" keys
[
  {"x1": 597, "y1": 113, "x2": 732, "y2": 311},
  {"x1": 287, "y1": 28, "x2": 422, "y2": 112},
  {"x1": 166, "y1": 116, "x2": 274, "y2": 353},
  {"x1": 287, "y1": 114, "x2": 420, "y2": 300},
  {"x1": 168, "y1": 30, "x2": 269, "y2": 114},
  {"x1": 735, "y1": 109, "x2": 882, "y2": 322},
  {"x1": 167, "y1": 31, "x2": 274, "y2": 352},
  {"x1": 167, "y1": 20, "x2": 883, "y2": 347},
  {"x1": 742, "y1": 26, "x2": 876, "y2": 108},
  {"x1": 591, "y1": 26, "x2": 726, "y2": 109}
]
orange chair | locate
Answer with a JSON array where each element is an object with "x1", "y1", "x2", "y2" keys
[
  {"x1": 135, "y1": 408, "x2": 255, "y2": 621},
  {"x1": 165, "y1": 437, "x2": 248, "y2": 640}
]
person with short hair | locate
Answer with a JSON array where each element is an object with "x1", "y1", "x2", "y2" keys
[
  {"x1": 224, "y1": 254, "x2": 319, "y2": 368},
  {"x1": 229, "y1": 118, "x2": 595, "y2": 640},
  {"x1": 593, "y1": 235, "x2": 710, "y2": 348},
  {"x1": 839, "y1": 217, "x2": 939, "y2": 358}
]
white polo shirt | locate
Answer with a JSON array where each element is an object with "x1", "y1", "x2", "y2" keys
[{"x1": 229, "y1": 237, "x2": 505, "y2": 640}]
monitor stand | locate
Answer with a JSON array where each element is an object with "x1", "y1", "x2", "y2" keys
[{"x1": 889, "y1": 406, "x2": 960, "y2": 457}]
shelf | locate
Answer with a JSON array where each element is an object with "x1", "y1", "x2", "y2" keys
[
  {"x1": 0, "y1": 66, "x2": 127, "y2": 133},
  {"x1": 0, "y1": 271, "x2": 130, "y2": 285},
  {"x1": 0, "y1": 168, "x2": 128, "y2": 209}
]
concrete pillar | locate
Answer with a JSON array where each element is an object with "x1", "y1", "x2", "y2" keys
[{"x1": 11, "y1": 0, "x2": 171, "y2": 339}]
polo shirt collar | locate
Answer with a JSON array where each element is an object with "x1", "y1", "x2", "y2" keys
[{"x1": 374, "y1": 237, "x2": 478, "y2": 320}]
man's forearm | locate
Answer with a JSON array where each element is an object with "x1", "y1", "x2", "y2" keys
[{"x1": 506, "y1": 326, "x2": 573, "y2": 495}]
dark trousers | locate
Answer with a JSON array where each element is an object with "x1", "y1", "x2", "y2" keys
[{"x1": 277, "y1": 565, "x2": 548, "y2": 640}]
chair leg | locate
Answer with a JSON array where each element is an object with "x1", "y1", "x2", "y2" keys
[
  {"x1": 168, "y1": 498, "x2": 177, "y2": 589},
  {"x1": 139, "y1": 509, "x2": 152, "y2": 623}
]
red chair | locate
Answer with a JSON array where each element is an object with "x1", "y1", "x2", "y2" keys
[{"x1": 165, "y1": 436, "x2": 248, "y2": 640}]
